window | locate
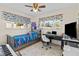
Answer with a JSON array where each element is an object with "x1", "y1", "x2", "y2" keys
[{"x1": 39, "y1": 14, "x2": 63, "y2": 29}]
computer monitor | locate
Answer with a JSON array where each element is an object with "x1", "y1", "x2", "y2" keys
[{"x1": 52, "y1": 31, "x2": 57, "y2": 35}]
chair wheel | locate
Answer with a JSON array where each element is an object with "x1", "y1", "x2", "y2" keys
[
  {"x1": 49, "y1": 47, "x2": 52, "y2": 48},
  {"x1": 42, "y1": 47, "x2": 43, "y2": 48},
  {"x1": 62, "y1": 54, "x2": 63, "y2": 56},
  {"x1": 46, "y1": 48, "x2": 48, "y2": 50}
]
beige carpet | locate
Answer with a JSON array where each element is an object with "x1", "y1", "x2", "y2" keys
[{"x1": 19, "y1": 42, "x2": 63, "y2": 56}]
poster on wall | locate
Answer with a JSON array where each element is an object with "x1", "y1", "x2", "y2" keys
[{"x1": 31, "y1": 22, "x2": 37, "y2": 31}]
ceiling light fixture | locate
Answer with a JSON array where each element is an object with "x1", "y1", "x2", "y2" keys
[
  {"x1": 25, "y1": 3, "x2": 46, "y2": 12},
  {"x1": 32, "y1": 3, "x2": 39, "y2": 12}
]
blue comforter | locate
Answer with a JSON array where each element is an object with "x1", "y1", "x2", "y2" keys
[{"x1": 13, "y1": 32, "x2": 38, "y2": 48}]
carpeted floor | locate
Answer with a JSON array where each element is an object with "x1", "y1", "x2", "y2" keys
[{"x1": 19, "y1": 42, "x2": 63, "y2": 56}]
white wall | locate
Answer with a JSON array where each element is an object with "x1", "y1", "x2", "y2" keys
[
  {"x1": 29, "y1": 7, "x2": 79, "y2": 37},
  {"x1": 0, "y1": 18, "x2": 31, "y2": 45},
  {"x1": 0, "y1": 5, "x2": 32, "y2": 45},
  {"x1": 37, "y1": 7, "x2": 79, "y2": 45},
  {"x1": 38, "y1": 7, "x2": 78, "y2": 35}
]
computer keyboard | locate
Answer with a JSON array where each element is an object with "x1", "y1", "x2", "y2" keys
[
  {"x1": 0, "y1": 44, "x2": 17, "y2": 56},
  {"x1": 1, "y1": 45, "x2": 13, "y2": 56}
]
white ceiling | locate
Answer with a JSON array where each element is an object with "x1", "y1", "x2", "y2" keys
[{"x1": 0, "y1": 3, "x2": 79, "y2": 18}]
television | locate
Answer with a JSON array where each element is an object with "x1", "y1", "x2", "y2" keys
[{"x1": 65, "y1": 22, "x2": 77, "y2": 38}]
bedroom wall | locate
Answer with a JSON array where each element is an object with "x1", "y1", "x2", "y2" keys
[
  {"x1": 37, "y1": 6, "x2": 79, "y2": 45},
  {"x1": 0, "y1": 18, "x2": 31, "y2": 45},
  {"x1": 38, "y1": 7, "x2": 78, "y2": 36},
  {"x1": 27, "y1": 6, "x2": 78, "y2": 37},
  {"x1": 0, "y1": 6, "x2": 32, "y2": 45},
  {"x1": 31, "y1": 17, "x2": 39, "y2": 28}
]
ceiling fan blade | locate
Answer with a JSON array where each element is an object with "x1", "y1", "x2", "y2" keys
[
  {"x1": 39, "y1": 5, "x2": 46, "y2": 8},
  {"x1": 25, "y1": 5, "x2": 32, "y2": 7},
  {"x1": 38, "y1": 9, "x2": 41, "y2": 12}
]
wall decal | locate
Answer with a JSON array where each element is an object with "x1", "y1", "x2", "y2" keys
[
  {"x1": 39, "y1": 14, "x2": 63, "y2": 28},
  {"x1": 0, "y1": 11, "x2": 31, "y2": 24}
]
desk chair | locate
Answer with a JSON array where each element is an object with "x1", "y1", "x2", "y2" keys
[{"x1": 41, "y1": 35, "x2": 51, "y2": 50}]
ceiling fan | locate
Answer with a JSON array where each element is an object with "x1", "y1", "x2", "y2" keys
[{"x1": 25, "y1": 3, "x2": 46, "y2": 12}]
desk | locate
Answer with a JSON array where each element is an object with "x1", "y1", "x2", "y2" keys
[
  {"x1": 62, "y1": 38, "x2": 79, "y2": 48},
  {"x1": 43, "y1": 33, "x2": 79, "y2": 50},
  {"x1": 43, "y1": 34, "x2": 63, "y2": 49}
]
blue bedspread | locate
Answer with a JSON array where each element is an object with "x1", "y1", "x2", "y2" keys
[{"x1": 13, "y1": 31, "x2": 38, "y2": 48}]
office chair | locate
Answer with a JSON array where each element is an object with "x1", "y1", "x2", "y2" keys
[{"x1": 41, "y1": 35, "x2": 51, "y2": 50}]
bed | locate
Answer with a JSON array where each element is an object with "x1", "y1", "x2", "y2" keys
[{"x1": 7, "y1": 31, "x2": 40, "y2": 51}]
